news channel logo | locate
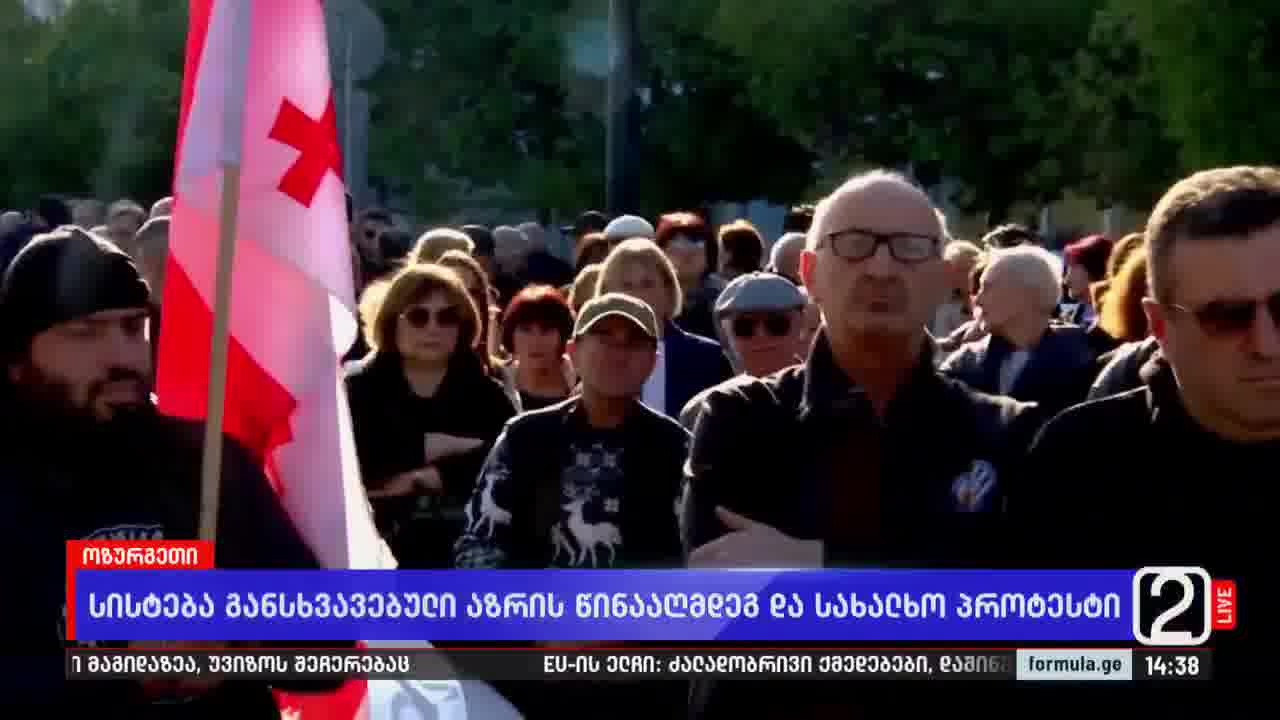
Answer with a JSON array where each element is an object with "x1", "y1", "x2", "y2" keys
[{"x1": 1132, "y1": 567, "x2": 1235, "y2": 646}]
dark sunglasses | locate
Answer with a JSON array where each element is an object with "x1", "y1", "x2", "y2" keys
[
  {"x1": 1168, "y1": 291, "x2": 1280, "y2": 338},
  {"x1": 402, "y1": 306, "x2": 462, "y2": 329},
  {"x1": 822, "y1": 227, "x2": 939, "y2": 264},
  {"x1": 731, "y1": 313, "x2": 792, "y2": 339}
]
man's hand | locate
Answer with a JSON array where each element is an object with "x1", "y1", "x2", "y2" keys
[
  {"x1": 424, "y1": 433, "x2": 485, "y2": 463},
  {"x1": 688, "y1": 507, "x2": 823, "y2": 569},
  {"x1": 369, "y1": 466, "x2": 441, "y2": 499}
]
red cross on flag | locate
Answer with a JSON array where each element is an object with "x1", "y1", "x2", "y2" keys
[{"x1": 155, "y1": 2, "x2": 514, "y2": 718}]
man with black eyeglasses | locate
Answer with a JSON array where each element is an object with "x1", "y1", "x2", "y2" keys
[
  {"x1": 678, "y1": 272, "x2": 809, "y2": 430},
  {"x1": 1015, "y1": 166, "x2": 1280, "y2": 689},
  {"x1": 681, "y1": 170, "x2": 1039, "y2": 719}
]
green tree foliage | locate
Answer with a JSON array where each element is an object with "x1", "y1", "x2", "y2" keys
[
  {"x1": 706, "y1": 0, "x2": 1103, "y2": 221},
  {"x1": 0, "y1": 0, "x2": 184, "y2": 207},
  {"x1": 1123, "y1": 0, "x2": 1280, "y2": 171}
]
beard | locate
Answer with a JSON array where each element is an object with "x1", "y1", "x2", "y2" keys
[{"x1": 7, "y1": 362, "x2": 155, "y2": 445}]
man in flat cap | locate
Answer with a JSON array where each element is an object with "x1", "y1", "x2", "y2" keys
[{"x1": 678, "y1": 272, "x2": 810, "y2": 430}]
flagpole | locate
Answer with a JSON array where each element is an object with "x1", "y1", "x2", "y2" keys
[{"x1": 198, "y1": 165, "x2": 242, "y2": 543}]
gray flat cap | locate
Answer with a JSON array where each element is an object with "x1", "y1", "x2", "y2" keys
[{"x1": 714, "y1": 271, "x2": 807, "y2": 318}]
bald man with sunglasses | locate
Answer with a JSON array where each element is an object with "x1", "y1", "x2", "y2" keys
[{"x1": 1016, "y1": 166, "x2": 1280, "y2": 689}]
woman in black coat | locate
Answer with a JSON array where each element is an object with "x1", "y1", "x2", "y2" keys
[{"x1": 345, "y1": 263, "x2": 515, "y2": 568}]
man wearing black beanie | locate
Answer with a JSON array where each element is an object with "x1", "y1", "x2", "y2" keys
[{"x1": 0, "y1": 227, "x2": 342, "y2": 712}]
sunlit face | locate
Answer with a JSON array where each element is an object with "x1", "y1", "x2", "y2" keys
[
  {"x1": 800, "y1": 182, "x2": 946, "y2": 343},
  {"x1": 1066, "y1": 262, "x2": 1092, "y2": 303},
  {"x1": 1146, "y1": 224, "x2": 1280, "y2": 439},
  {"x1": 568, "y1": 317, "x2": 657, "y2": 400},
  {"x1": 975, "y1": 265, "x2": 1036, "y2": 337},
  {"x1": 607, "y1": 259, "x2": 672, "y2": 324},
  {"x1": 512, "y1": 322, "x2": 565, "y2": 369},
  {"x1": 722, "y1": 309, "x2": 807, "y2": 377},
  {"x1": 8, "y1": 308, "x2": 152, "y2": 423},
  {"x1": 395, "y1": 290, "x2": 464, "y2": 365}
]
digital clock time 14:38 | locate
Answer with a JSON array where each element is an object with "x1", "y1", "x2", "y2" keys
[{"x1": 1145, "y1": 654, "x2": 1200, "y2": 677}]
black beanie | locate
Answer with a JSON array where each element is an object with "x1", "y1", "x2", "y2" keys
[{"x1": 0, "y1": 226, "x2": 151, "y2": 358}]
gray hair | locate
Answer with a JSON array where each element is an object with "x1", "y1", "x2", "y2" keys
[
  {"x1": 984, "y1": 245, "x2": 1062, "y2": 313},
  {"x1": 806, "y1": 169, "x2": 935, "y2": 250}
]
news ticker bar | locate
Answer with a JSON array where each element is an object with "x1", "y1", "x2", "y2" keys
[{"x1": 66, "y1": 648, "x2": 1212, "y2": 683}]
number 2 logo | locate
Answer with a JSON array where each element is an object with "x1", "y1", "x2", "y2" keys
[{"x1": 1132, "y1": 567, "x2": 1212, "y2": 646}]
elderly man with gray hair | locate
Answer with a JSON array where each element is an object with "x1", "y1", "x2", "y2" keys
[
  {"x1": 939, "y1": 244, "x2": 1096, "y2": 417},
  {"x1": 678, "y1": 272, "x2": 810, "y2": 430}
]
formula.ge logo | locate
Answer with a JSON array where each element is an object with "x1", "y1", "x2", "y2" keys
[{"x1": 1132, "y1": 567, "x2": 1237, "y2": 646}]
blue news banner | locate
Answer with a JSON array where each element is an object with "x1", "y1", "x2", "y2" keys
[{"x1": 73, "y1": 569, "x2": 1131, "y2": 642}]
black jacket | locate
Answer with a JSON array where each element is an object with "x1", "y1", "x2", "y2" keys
[
  {"x1": 1087, "y1": 336, "x2": 1161, "y2": 401},
  {"x1": 660, "y1": 321, "x2": 733, "y2": 421},
  {"x1": 455, "y1": 396, "x2": 689, "y2": 570},
  {"x1": 344, "y1": 351, "x2": 515, "y2": 566},
  {"x1": 684, "y1": 331, "x2": 1041, "y2": 568},
  {"x1": 0, "y1": 410, "x2": 338, "y2": 713},
  {"x1": 1015, "y1": 357, "x2": 1273, "y2": 688},
  {"x1": 939, "y1": 322, "x2": 1096, "y2": 420},
  {"x1": 682, "y1": 333, "x2": 1041, "y2": 719}
]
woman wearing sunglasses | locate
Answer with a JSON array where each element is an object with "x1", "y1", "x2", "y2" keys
[{"x1": 345, "y1": 263, "x2": 516, "y2": 568}]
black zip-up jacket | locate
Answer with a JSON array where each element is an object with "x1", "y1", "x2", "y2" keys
[
  {"x1": 0, "y1": 408, "x2": 346, "y2": 714},
  {"x1": 1087, "y1": 335, "x2": 1161, "y2": 401},
  {"x1": 1015, "y1": 356, "x2": 1273, "y2": 692},
  {"x1": 684, "y1": 332, "x2": 1041, "y2": 568},
  {"x1": 682, "y1": 332, "x2": 1042, "y2": 719}
]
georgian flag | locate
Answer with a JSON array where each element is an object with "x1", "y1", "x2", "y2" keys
[{"x1": 157, "y1": 1, "x2": 519, "y2": 717}]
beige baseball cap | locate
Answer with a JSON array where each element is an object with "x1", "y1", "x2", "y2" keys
[{"x1": 573, "y1": 292, "x2": 659, "y2": 340}]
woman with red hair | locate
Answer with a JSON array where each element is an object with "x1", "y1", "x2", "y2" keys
[
  {"x1": 654, "y1": 211, "x2": 722, "y2": 339},
  {"x1": 499, "y1": 284, "x2": 577, "y2": 411}
]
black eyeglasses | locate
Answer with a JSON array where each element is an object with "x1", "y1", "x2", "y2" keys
[
  {"x1": 402, "y1": 306, "x2": 462, "y2": 329},
  {"x1": 731, "y1": 313, "x2": 792, "y2": 339},
  {"x1": 1167, "y1": 291, "x2": 1280, "y2": 338},
  {"x1": 821, "y1": 227, "x2": 939, "y2": 264}
]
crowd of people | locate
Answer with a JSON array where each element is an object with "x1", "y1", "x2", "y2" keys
[{"x1": 0, "y1": 163, "x2": 1272, "y2": 714}]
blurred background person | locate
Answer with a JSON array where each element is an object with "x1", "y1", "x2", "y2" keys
[
  {"x1": 1088, "y1": 246, "x2": 1159, "y2": 400},
  {"x1": 411, "y1": 227, "x2": 474, "y2": 264},
  {"x1": 149, "y1": 196, "x2": 174, "y2": 220},
  {"x1": 932, "y1": 239, "x2": 984, "y2": 339},
  {"x1": 105, "y1": 199, "x2": 147, "y2": 259},
  {"x1": 499, "y1": 285, "x2": 576, "y2": 412},
  {"x1": 491, "y1": 224, "x2": 531, "y2": 306},
  {"x1": 563, "y1": 210, "x2": 610, "y2": 255},
  {"x1": 350, "y1": 207, "x2": 394, "y2": 294},
  {"x1": 134, "y1": 216, "x2": 170, "y2": 375},
  {"x1": 602, "y1": 214, "x2": 655, "y2": 250},
  {"x1": 435, "y1": 249, "x2": 504, "y2": 381},
  {"x1": 596, "y1": 238, "x2": 732, "y2": 420},
  {"x1": 717, "y1": 220, "x2": 765, "y2": 282},
  {"x1": 982, "y1": 222, "x2": 1038, "y2": 249},
  {"x1": 71, "y1": 198, "x2": 106, "y2": 229},
  {"x1": 572, "y1": 231, "x2": 610, "y2": 278},
  {"x1": 655, "y1": 211, "x2": 720, "y2": 339},
  {"x1": 518, "y1": 220, "x2": 574, "y2": 289},
  {"x1": 459, "y1": 224, "x2": 496, "y2": 281},
  {"x1": 766, "y1": 231, "x2": 807, "y2": 285},
  {"x1": 1061, "y1": 233, "x2": 1113, "y2": 327},
  {"x1": 346, "y1": 264, "x2": 515, "y2": 568},
  {"x1": 569, "y1": 262, "x2": 603, "y2": 315},
  {"x1": 1089, "y1": 231, "x2": 1145, "y2": 316},
  {"x1": 941, "y1": 245, "x2": 1095, "y2": 417},
  {"x1": 680, "y1": 272, "x2": 810, "y2": 429}
]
